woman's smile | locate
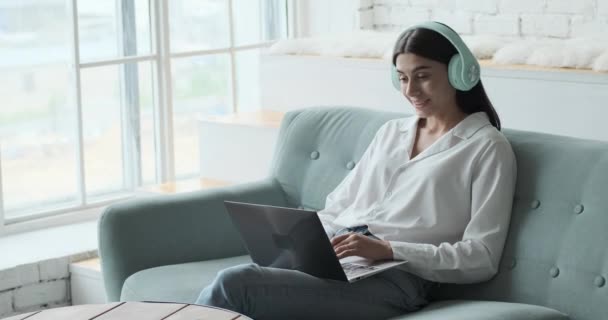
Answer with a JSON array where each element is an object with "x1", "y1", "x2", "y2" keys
[{"x1": 410, "y1": 98, "x2": 430, "y2": 109}]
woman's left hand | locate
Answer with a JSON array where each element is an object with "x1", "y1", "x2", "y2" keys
[{"x1": 331, "y1": 233, "x2": 393, "y2": 261}]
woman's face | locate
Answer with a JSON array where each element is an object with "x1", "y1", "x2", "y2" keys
[{"x1": 395, "y1": 53, "x2": 459, "y2": 118}]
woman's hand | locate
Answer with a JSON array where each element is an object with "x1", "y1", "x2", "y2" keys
[{"x1": 331, "y1": 233, "x2": 394, "y2": 261}]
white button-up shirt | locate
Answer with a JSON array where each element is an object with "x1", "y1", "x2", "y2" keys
[{"x1": 318, "y1": 112, "x2": 517, "y2": 284}]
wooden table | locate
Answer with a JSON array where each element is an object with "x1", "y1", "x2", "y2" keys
[{"x1": 1, "y1": 302, "x2": 251, "y2": 320}]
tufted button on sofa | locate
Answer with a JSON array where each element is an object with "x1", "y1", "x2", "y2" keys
[
  {"x1": 346, "y1": 161, "x2": 356, "y2": 170},
  {"x1": 99, "y1": 107, "x2": 608, "y2": 320}
]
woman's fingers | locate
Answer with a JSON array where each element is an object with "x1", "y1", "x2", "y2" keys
[
  {"x1": 330, "y1": 233, "x2": 359, "y2": 249},
  {"x1": 333, "y1": 234, "x2": 362, "y2": 256},
  {"x1": 336, "y1": 248, "x2": 357, "y2": 259},
  {"x1": 330, "y1": 233, "x2": 350, "y2": 246},
  {"x1": 332, "y1": 234, "x2": 393, "y2": 261},
  {"x1": 335, "y1": 241, "x2": 359, "y2": 258}
]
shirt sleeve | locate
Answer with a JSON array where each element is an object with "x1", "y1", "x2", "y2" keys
[
  {"x1": 317, "y1": 123, "x2": 389, "y2": 237},
  {"x1": 389, "y1": 140, "x2": 517, "y2": 284}
]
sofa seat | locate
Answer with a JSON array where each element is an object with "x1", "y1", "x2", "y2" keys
[
  {"x1": 394, "y1": 300, "x2": 569, "y2": 320},
  {"x1": 120, "y1": 255, "x2": 252, "y2": 303},
  {"x1": 121, "y1": 255, "x2": 569, "y2": 320}
]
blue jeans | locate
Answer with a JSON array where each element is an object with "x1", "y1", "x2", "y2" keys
[{"x1": 196, "y1": 263, "x2": 431, "y2": 320}]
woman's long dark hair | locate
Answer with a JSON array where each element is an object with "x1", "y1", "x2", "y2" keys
[{"x1": 392, "y1": 28, "x2": 501, "y2": 130}]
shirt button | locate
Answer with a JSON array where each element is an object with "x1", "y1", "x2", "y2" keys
[{"x1": 386, "y1": 191, "x2": 392, "y2": 197}]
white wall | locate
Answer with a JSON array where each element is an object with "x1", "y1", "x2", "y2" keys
[
  {"x1": 297, "y1": 0, "x2": 608, "y2": 39},
  {"x1": 368, "y1": 0, "x2": 608, "y2": 38},
  {"x1": 260, "y1": 55, "x2": 608, "y2": 142},
  {"x1": 294, "y1": 0, "x2": 372, "y2": 36}
]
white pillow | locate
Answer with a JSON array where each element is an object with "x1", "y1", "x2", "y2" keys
[
  {"x1": 492, "y1": 40, "x2": 538, "y2": 65},
  {"x1": 463, "y1": 35, "x2": 513, "y2": 60},
  {"x1": 592, "y1": 50, "x2": 608, "y2": 72}
]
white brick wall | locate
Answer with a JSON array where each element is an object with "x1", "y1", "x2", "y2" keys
[
  {"x1": 0, "y1": 269, "x2": 19, "y2": 292},
  {"x1": 432, "y1": 11, "x2": 474, "y2": 34},
  {"x1": 0, "y1": 291, "x2": 12, "y2": 317},
  {"x1": 18, "y1": 263, "x2": 40, "y2": 287},
  {"x1": 521, "y1": 14, "x2": 570, "y2": 38},
  {"x1": 368, "y1": 0, "x2": 604, "y2": 38},
  {"x1": 570, "y1": 16, "x2": 608, "y2": 37},
  {"x1": 358, "y1": 8, "x2": 375, "y2": 29},
  {"x1": 13, "y1": 301, "x2": 71, "y2": 315},
  {"x1": 546, "y1": 0, "x2": 595, "y2": 15},
  {"x1": 0, "y1": 250, "x2": 99, "y2": 317},
  {"x1": 498, "y1": 0, "x2": 545, "y2": 14},
  {"x1": 390, "y1": 7, "x2": 431, "y2": 26},
  {"x1": 474, "y1": 14, "x2": 520, "y2": 36},
  {"x1": 39, "y1": 257, "x2": 69, "y2": 281},
  {"x1": 373, "y1": 0, "x2": 403, "y2": 4},
  {"x1": 599, "y1": 0, "x2": 608, "y2": 16},
  {"x1": 13, "y1": 280, "x2": 68, "y2": 310},
  {"x1": 359, "y1": 0, "x2": 374, "y2": 9},
  {"x1": 437, "y1": 0, "x2": 498, "y2": 14},
  {"x1": 373, "y1": 5, "x2": 391, "y2": 25},
  {"x1": 409, "y1": 0, "x2": 440, "y2": 10}
]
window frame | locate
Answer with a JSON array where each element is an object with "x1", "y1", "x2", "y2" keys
[{"x1": 0, "y1": 0, "x2": 291, "y2": 235}]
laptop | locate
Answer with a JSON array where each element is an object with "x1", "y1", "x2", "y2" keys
[{"x1": 223, "y1": 201, "x2": 407, "y2": 283}]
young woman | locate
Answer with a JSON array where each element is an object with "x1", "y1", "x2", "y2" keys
[{"x1": 196, "y1": 22, "x2": 517, "y2": 320}]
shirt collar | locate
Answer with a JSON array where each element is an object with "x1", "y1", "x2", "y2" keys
[
  {"x1": 399, "y1": 116, "x2": 418, "y2": 133},
  {"x1": 452, "y1": 112, "x2": 492, "y2": 139},
  {"x1": 399, "y1": 112, "x2": 491, "y2": 139}
]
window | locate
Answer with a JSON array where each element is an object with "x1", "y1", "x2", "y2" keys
[{"x1": 0, "y1": 0, "x2": 288, "y2": 228}]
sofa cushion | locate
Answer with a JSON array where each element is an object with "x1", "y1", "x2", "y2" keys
[
  {"x1": 431, "y1": 129, "x2": 608, "y2": 320},
  {"x1": 271, "y1": 107, "x2": 406, "y2": 210},
  {"x1": 392, "y1": 300, "x2": 570, "y2": 320},
  {"x1": 120, "y1": 255, "x2": 251, "y2": 303}
]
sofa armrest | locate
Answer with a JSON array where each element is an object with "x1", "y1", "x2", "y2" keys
[{"x1": 99, "y1": 178, "x2": 287, "y2": 302}]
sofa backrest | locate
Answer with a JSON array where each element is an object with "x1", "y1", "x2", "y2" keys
[
  {"x1": 436, "y1": 129, "x2": 608, "y2": 320},
  {"x1": 271, "y1": 107, "x2": 608, "y2": 320},
  {"x1": 271, "y1": 106, "x2": 405, "y2": 209}
]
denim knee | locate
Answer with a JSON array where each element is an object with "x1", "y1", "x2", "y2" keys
[
  {"x1": 217, "y1": 264, "x2": 258, "y2": 290},
  {"x1": 201, "y1": 264, "x2": 259, "y2": 311}
]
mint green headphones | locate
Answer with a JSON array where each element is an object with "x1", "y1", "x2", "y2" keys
[{"x1": 391, "y1": 21, "x2": 480, "y2": 92}]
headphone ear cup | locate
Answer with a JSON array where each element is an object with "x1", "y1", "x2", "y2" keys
[
  {"x1": 448, "y1": 53, "x2": 480, "y2": 91},
  {"x1": 448, "y1": 54, "x2": 465, "y2": 91},
  {"x1": 390, "y1": 65, "x2": 400, "y2": 90}
]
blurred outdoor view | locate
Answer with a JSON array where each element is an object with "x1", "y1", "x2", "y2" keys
[{"x1": 0, "y1": 0, "x2": 286, "y2": 220}]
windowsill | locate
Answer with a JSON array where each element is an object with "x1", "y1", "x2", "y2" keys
[
  {"x1": 0, "y1": 219, "x2": 99, "y2": 271},
  {"x1": 0, "y1": 177, "x2": 233, "y2": 271}
]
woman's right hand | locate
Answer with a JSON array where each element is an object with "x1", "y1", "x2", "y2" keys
[{"x1": 331, "y1": 233, "x2": 394, "y2": 261}]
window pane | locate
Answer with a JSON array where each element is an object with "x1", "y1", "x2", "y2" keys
[
  {"x1": 80, "y1": 61, "x2": 157, "y2": 196},
  {"x1": 234, "y1": 0, "x2": 288, "y2": 46},
  {"x1": 78, "y1": 0, "x2": 152, "y2": 62},
  {"x1": 169, "y1": 0, "x2": 230, "y2": 52},
  {"x1": 0, "y1": 0, "x2": 79, "y2": 218},
  {"x1": 172, "y1": 54, "x2": 232, "y2": 177},
  {"x1": 80, "y1": 66, "x2": 125, "y2": 197},
  {"x1": 235, "y1": 49, "x2": 261, "y2": 112}
]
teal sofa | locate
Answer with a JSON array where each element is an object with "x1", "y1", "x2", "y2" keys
[{"x1": 99, "y1": 107, "x2": 608, "y2": 319}]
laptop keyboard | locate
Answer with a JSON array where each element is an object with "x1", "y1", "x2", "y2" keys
[{"x1": 341, "y1": 262, "x2": 377, "y2": 277}]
